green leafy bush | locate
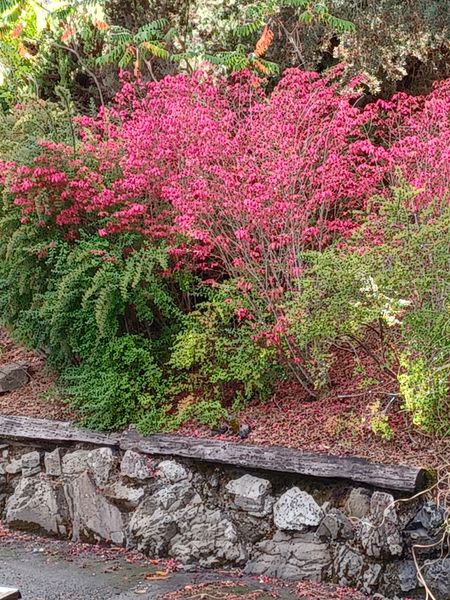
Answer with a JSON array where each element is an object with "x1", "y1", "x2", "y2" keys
[
  {"x1": 170, "y1": 283, "x2": 281, "y2": 406},
  {"x1": 63, "y1": 334, "x2": 168, "y2": 431}
]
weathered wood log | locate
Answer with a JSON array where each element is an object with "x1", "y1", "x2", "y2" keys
[
  {"x1": 0, "y1": 416, "x2": 427, "y2": 492},
  {"x1": 121, "y1": 432, "x2": 427, "y2": 493},
  {"x1": 0, "y1": 415, "x2": 118, "y2": 447}
]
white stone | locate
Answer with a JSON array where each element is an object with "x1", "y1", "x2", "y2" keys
[
  {"x1": 21, "y1": 451, "x2": 41, "y2": 477},
  {"x1": 120, "y1": 450, "x2": 152, "y2": 480},
  {"x1": 245, "y1": 532, "x2": 331, "y2": 580},
  {"x1": 274, "y1": 487, "x2": 323, "y2": 530},
  {"x1": 44, "y1": 448, "x2": 62, "y2": 476},
  {"x1": 104, "y1": 481, "x2": 144, "y2": 509},
  {"x1": 226, "y1": 474, "x2": 273, "y2": 516},
  {"x1": 6, "y1": 477, "x2": 68, "y2": 535},
  {"x1": 65, "y1": 471, "x2": 125, "y2": 545},
  {"x1": 5, "y1": 459, "x2": 22, "y2": 475},
  {"x1": 87, "y1": 447, "x2": 115, "y2": 487},
  {"x1": 62, "y1": 450, "x2": 90, "y2": 476},
  {"x1": 157, "y1": 460, "x2": 189, "y2": 484},
  {"x1": 22, "y1": 451, "x2": 40, "y2": 469}
]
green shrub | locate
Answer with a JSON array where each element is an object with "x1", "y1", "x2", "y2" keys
[
  {"x1": 170, "y1": 283, "x2": 281, "y2": 406},
  {"x1": 63, "y1": 334, "x2": 169, "y2": 432}
]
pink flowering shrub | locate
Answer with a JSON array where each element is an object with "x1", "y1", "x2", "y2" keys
[
  {"x1": 7, "y1": 70, "x2": 450, "y2": 279},
  {"x1": 3, "y1": 70, "x2": 386, "y2": 266},
  {"x1": 2, "y1": 69, "x2": 450, "y2": 416}
]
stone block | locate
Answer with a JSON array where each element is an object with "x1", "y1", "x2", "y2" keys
[
  {"x1": 245, "y1": 532, "x2": 331, "y2": 581},
  {"x1": 0, "y1": 363, "x2": 29, "y2": 393},
  {"x1": 360, "y1": 492, "x2": 403, "y2": 558},
  {"x1": 121, "y1": 450, "x2": 153, "y2": 480},
  {"x1": 44, "y1": 448, "x2": 62, "y2": 477},
  {"x1": 5, "y1": 476, "x2": 68, "y2": 535},
  {"x1": 274, "y1": 487, "x2": 323, "y2": 530},
  {"x1": 65, "y1": 471, "x2": 125, "y2": 545},
  {"x1": 21, "y1": 451, "x2": 41, "y2": 477},
  {"x1": 345, "y1": 487, "x2": 372, "y2": 519},
  {"x1": 104, "y1": 480, "x2": 144, "y2": 509},
  {"x1": 157, "y1": 460, "x2": 189, "y2": 484},
  {"x1": 87, "y1": 447, "x2": 115, "y2": 487},
  {"x1": 62, "y1": 450, "x2": 90, "y2": 476},
  {"x1": 226, "y1": 474, "x2": 273, "y2": 517},
  {"x1": 423, "y1": 558, "x2": 450, "y2": 600}
]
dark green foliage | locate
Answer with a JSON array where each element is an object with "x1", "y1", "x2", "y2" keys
[
  {"x1": 170, "y1": 284, "x2": 281, "y2": 405},
  {"x1": 63, "y1": 334, "x2": 168, "y2": 431}
]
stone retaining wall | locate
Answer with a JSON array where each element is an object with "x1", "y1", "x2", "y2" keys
[{"x1": 0, "y1": 441, "x2": 447, "y2": 599}]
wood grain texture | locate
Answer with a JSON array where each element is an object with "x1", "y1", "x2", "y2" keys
[
  {"x1": 120, "y1": 432, "x2": 426, "y2": 493},
  {"x1": 0, "y1": 415, "x2": 426, "y2": 492},
  {"x1": 0, "y1": 415, "x2": 119, "y2": 447}
]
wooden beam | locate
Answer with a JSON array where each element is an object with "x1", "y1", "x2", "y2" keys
[
  {"x1": 0, "y1": 416, "x2": 426, "y2": 492},
  {"x1": 0, "y1": 415, "x2": 118, "y2": 448},
  {"x1": 120, "y1": 432, "x2": 426, "y2": 493}
]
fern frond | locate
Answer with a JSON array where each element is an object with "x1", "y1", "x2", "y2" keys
[
  {"x1": 108, "y1": 25, "x2": 133, "y2": 43},
  {"x1": 141, "y1": 42, "x2": 169, "y2": 59},
  {"x1": 252, "y1": 57, "x2": 280, "y2": 75},
  {"x1": 326, "y1": 15, "x2": 356, "y2": 33},
  {"x1": 49, "y1": 6, "x2": 75, "y2": 21},
  {"x1": 0, "y1": 0, "x2": 19, "y2": 14},
  {"x1": 135, "y1": 19, "x2": 167, "y2": 41},
  {"x1": 234, "y1": 21, "x2": 263, "y2": 37},
  {"x1": 94, "y1": 284, "x2": 115, "y2": 335},
  {"x1": 96, "y1": 46, "x2": 122, "y2": 66},
  {"x1": 118, "y1": 47, "x2": 135, "y2": 68}
]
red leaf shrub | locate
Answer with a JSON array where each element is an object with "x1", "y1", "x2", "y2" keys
[{"x1": 3, "y1": 70, "x2": 450, "y2": 282}]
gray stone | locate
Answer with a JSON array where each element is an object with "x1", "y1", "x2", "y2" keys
[
  {"x1": 44, "y1": 448, "x2": 62, "y2": 477},
  {"x1": 21, "y1": 451, "x2": 41, "y2": 477},
  {"x1": 414, "y1": 501, "x2": 445, "y2": 531},
  {"x1": 423, "y1": 558, "x2": 450, "y2": 600},
  {"x1": 171, "y1": 506, "x2": 247, "y2": 566},
  {"x1": 104, "y1": 480, "x2": 144, "y2": 509},
  {"x1": 360, "y1": 492, "x2": 403, "y2": 558},
  {"x1": 316, "y1": 508, "x2": 354, "y2": 541},
  {"x1": 129, "y1": 480, "x2": 198, "y2": 555},
  {"x1": 157, "y1": 460, "x2": 189, "y2": 484},
  {"x1": 334, "y1": 544, "x2": 364, "y2": 586},
  {"x1": 5, "y1": 458, "x2": 22, "y2": 475},
  {"x1": 65, "y1": 471, "x2": 125, "y2": 545},
  {"x1": 0, "y1": 362, "x2": 29, "y2": 393},
  {"x1": 121, "y1": 450, "x2": 153, "y2": 480},
  {"x1": 362, "y1": 563, "x2": 383, "y2": 594},
  {"x1": 130, "y1": 480, "x2": 245, "y2": 566},
  {"x1": 5, "y1": 476, "x2": 68, "y2": 535},
  {"x1": 87, "y1": 447, "x2": 115, "y2": 487},
  {"x1": 245, "y1": 532, "x2": 331, "y2": 581},
  {"x1": 226, "y1": 474, "x2": 273, "y2": 517},
  {"x1": 345, "y1": 487, "x2": 371, "y2": 519},
  {"x1": 274, "y1": 487, "x2": 323, "y2": 530},
  {"x1": 405, "y1": 501, "x2": 445, "y2": 550},
  {"x1": 62, "y1": 450, "x2": 90, "y2": 476},
  {"x1": 383, "y1": 561, "x2": 417, "y2": 595}
]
